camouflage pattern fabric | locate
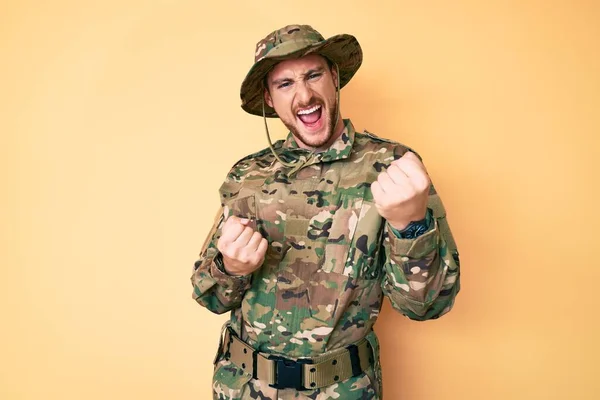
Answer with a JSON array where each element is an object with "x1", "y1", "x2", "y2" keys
[{"x1": 191, "y1": 119, "x2": 461, "y2": 399}]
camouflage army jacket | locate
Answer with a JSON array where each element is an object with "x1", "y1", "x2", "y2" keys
[{"x1": 191, "y1": 119, "x2": 460, "y2": 399}]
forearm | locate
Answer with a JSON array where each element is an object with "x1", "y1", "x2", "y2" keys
[
  {"x1": 382, "y1": 205, "x2": 460, "y2": 320},
  {"x1": 191, "y1": 251, "x2": 252, "y2": 314}
]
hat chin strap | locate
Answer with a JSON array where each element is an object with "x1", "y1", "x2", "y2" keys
[{"x1": 262, "y1": 62, "x2": 341, "y2": 169}]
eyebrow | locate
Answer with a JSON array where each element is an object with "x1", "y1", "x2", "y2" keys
[{"x1": 270, "y1": 67, "x2": 326, "y2": 87}]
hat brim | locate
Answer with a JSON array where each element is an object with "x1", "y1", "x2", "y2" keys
[{"x1": 240, "y1": 34, "x2": 362, "y2": 118}]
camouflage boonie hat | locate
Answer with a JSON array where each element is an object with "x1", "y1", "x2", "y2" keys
[{"x1": 240, "y1": 24, "x2": 363, "y2": 118}]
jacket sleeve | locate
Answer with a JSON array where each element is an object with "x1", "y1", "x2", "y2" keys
[
  {"x1": 380, "y1": 184, "x2": 461, "y2": 321},
  {"x1": 190, "y1": 207, "x2": 253, "y2": 315}
]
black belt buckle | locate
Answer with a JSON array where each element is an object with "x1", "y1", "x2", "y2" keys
[{"x1": 268, "y1": 355, "x2": 311, "y2": 390}]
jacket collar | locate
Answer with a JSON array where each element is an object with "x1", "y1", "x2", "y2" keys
[{"x1": 279, "y1": 119, "x2": 356, "y2": 168}]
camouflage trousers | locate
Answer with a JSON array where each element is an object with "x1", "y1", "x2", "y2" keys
[{"x1": 211, "y1": 331, "x2": 383, "y2": 399}]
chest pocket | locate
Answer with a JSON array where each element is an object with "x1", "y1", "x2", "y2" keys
[
  {"x1": 321, "y1": 194, "x2": 383, "y2": 280},
  {"x1": 222, "y1": 187, "x2": 259, "y2": 231},
  {"x1": 274, "y1": 192, "x2": 382, "y2": 329},
  {"x1": 273, "y1": 194, "x2": 346, "y2": 327}
]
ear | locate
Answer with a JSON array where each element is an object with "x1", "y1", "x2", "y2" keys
[
  {"x1": 263, "y1": 88, "x2": 273, "y2": 108},
  {"x1": 330, "y1": 63, "x2": 339, "y2": 90}
]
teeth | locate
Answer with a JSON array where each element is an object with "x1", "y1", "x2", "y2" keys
[{"x1": 297, "y1": 105, "x2": 321, "y2": 115}]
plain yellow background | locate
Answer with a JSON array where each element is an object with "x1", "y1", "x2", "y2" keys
[{"x1": 2, "y1": 0, "x2": 599, "y2": 399}]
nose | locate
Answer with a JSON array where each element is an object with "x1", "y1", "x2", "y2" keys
[{"x1": 295, "y1": 80, "x2": 313, "y2": 105}]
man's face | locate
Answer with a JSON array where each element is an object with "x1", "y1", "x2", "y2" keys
[{"x1": 264, "y1": 54, "x2": 339, "y2": 150}]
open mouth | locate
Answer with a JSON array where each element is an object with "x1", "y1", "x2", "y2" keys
[{"x1": 296, "y1": 104, "x2": 323, "y2": 130}]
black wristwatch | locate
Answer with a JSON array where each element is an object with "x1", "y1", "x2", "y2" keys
[
  {"x1": 214, "y1": 253, "x2": 229, "y2": 274},
  {"x1": 394, "y1": 208, "x2": 433, "y2": 239}
]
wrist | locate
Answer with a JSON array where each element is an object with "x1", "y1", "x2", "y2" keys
[
  {"x1": 217, "y1": 254, "x2": 254, "y2": 277},
  {"x1": 215, "y1": 254, "x2": 237, "y2": 276},
  {"x1": 388, "y1": 210, "x2": 427, "y2": 231},
  {"x1": 389, "y1": 208, "x2": 433, "y2": 239}
]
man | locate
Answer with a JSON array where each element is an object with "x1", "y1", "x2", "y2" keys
[{"x1": 191, "y1": 24, "x2": 461, "y2": 400}]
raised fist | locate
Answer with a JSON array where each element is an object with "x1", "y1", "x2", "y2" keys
[
  {"x1": 371, "y1": 152, "x2": 431, "y2": 231},
  {"x1": 217, "y1": 216, "x2": 268, "y2": 276}
]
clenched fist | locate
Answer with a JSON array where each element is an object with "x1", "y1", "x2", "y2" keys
[
  {"x1": 371, "y1": 151, "x2": 431, "y2": 231},
  {"x1": 217, "y1": 216, "x2": 268, "y2": 276}
]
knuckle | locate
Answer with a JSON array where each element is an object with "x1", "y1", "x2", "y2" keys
[
  {"x1": 248, "y1": 256, "x2": 259, "y2": 267},
  {"x1": 391, "y1": 194, "x2": 404, "y2": 204},
  {"x1": 220, "y1": 223, "x2": 229, "y2": 234},
  {"x1": 255, "y1": 252, "x2": 266, "y2": 264},
  {"x1": 417, "y1": 177, "x2": 429, "y2": 190},
  {"x1": 229, "y1": 247, "x2": 240, "y2": 260},
  {"x1": 219, "y1": 239, "x2": 230, "y2": 250},
  {"x1": 379, "y1": 196, "x2": 391, "y2": 208},
  {"x1": 258, "y1": 246, "x2": 267, "y2": 257}
]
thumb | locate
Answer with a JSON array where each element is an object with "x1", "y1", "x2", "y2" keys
[
  {"x1": 226, "y1": 215, "x2": 249, "y2": 225},
  {"x1": 371, "y1": 181, "x2": 385, "y2": 206},
  {"x1": 234, "y1": 216, "x2": 250, "y2": 225}
]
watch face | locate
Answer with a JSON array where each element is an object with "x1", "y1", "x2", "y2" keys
[
  {"x1": 402, "y1": 219, "x2": 429, "y2": 238},
  {"x1": 397, "y1": 209, "x2": 432, "y2": 239}
]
